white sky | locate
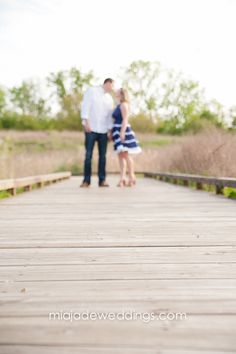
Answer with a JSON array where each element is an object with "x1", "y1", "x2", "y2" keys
[{"x1": 0, "y1": 0, "x2": 236, "y2": 108}]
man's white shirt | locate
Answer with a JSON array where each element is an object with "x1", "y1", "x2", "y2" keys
[{"x1": 81, "y1": 86, "x2": 114, "y2": 133}]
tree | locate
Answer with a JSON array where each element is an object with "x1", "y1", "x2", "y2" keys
[
  {"x1": 120, "y1": 60, "x2": 223, "y2": 134},
  {"x1": 10, "y1": 81, "x2": 33, "y2": 115},
  {"x1": 47, "y1": 68, "x2": 94, "y2": 101},
  {"x1": 0, "y1": 87, "x2": 6, "y2": 114},
  {"x1": 229, "y1": 106, "x2": 236, "y2": 129},
  {"x1": 120, "y1": 61, "x2": 204, "y2": 119},
  {"x1": 47, "y1": 71, "x2": 67, "y2": 100},
  {"x1": 9, "y1": 81, "x2": 50, "y2": 118},
  {"x1": 69, "y1": 67, "x2": 94, "y2": 93},
  {"x1": 47, "y1": 68, "x2": 94, "y2": 130},
  {"x1": 120, "y1": 60, "x2": 161, "y2": 118}
]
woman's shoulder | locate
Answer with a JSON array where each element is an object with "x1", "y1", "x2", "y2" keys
[
  {"x1": 120, "y1": 102, "x2": 129, "y2": 114},
  {"x1": 120, "y1": 102, "x2": 129, "y2": 109}
]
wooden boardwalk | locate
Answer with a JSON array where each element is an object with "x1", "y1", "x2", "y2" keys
[{"x1": 0, "y1": 175, "x2": 236, "y2": 354}]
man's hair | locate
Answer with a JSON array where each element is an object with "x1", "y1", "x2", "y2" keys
[{"x1": 103, "y1": 78, "x2": 114, "y2": 84}]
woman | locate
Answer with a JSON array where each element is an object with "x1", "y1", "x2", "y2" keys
[{"x1": 112, "y1": 88, "x2": 142, "y2": 187}]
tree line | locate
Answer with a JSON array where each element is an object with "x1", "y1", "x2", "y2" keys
[{"x1": 0, "y1": 60, "x2": 235, "y2": 134}]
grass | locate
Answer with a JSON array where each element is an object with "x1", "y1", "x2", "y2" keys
[
  {"x1": 56, "y1": 163, "x2": 83, "y2": 176},
  {"x1": 0, "y1": 127, "x2": 236, "y2": 181},
  {"x1": 140, "y1": 137, "x2": 174, "y2": 147},
  {"x1": 224, "y1": 187, "x2": 236, "y2": 199},
  {"x1": 0, "y1": 190, "x2": 11, "y2": 199}
]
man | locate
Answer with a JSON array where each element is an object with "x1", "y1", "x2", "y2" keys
[{"x1": 80, "y1": 78, "x2": 114, "y2": 187}]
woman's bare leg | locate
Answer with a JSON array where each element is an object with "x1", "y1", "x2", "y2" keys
[
  {"x1": 117, "y1": 152, "x2": 127, "y2": 186},
  {"x1": 125, "y1": 154, "x2": 136, "y2": 185}
]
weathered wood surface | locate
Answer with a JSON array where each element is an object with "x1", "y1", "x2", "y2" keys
[
  {"x1": 0, "y1": 176, "x2": 236, "y2": 353},
  {"x1": 0, "y1": 171, "x2": 71, "y2": 195},
  {"x1": 144, "y1": 171, "x2": 236, "y2": 194}
]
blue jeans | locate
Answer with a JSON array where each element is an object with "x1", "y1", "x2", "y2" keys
[{"x1": 83, "y1": 132, "x2": 108, "y2": 185}]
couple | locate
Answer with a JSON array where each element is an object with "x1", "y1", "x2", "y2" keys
[{"x1": 80, "y1": 78, "x2": 142, "y2": 188}]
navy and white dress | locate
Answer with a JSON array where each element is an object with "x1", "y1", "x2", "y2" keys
[{"x1": 112, "y1": 104, "x2": 142, "y2": 154}]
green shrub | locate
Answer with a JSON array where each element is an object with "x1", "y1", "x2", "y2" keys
[
  {"x1": 157, "y1": 117, "x2": 183, "y2": 135},
  {"x1": 130, "y1": 114, "x2": 157, "y2": 133},
  {"x1": 157, "y1": 113, "x2": 224, "y2": 135},
  {"x1": 224, "y1": 187, "x2": 236, "y2": 199},
  {"x1": 52, "y1": 114, "x2": 82, "y2": 131},
  {"x1": 0, "y1": 112, "x2": 18, "y2": 129},
  {"x1": 0, "y1": 112, "x2": 57, "y2": 130}
]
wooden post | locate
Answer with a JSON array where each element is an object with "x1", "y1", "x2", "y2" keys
[
  {"x1": 183, "y1": 180, "x2": 189, "y2": 187},
  {"x1": 216, "y1": 185, "x2": 224, "y2": 195},
  {"x1": 24, "y1": 185, "x2": 32, "y2": 192},
  {"x1": 8, "y1": 188, "x2": 16, "y2": 196},
  {"x1": 196, "y1": 182, "x2": 203, "y2": 190}
]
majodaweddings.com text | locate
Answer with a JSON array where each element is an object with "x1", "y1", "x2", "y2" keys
[{"x1": 48, "y1": 311, "x2": 187, "y2": 323}]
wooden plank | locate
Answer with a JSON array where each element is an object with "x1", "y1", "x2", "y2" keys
[
  {"x1": 0, "y1": 246, "x2": 235, "y2": 265},
  {"x1": 1, "y1": 237, "x2": 236, "y2": 248},
  {"x1": 0, "y1": 316, "x2": 236, "y2": 351},
  {"x1": 1, "y1": 263, "x2": 236, "y2": 282},
  {"x1": 0, "y1": 234, "x2": 236, "y2": 249},
  {"x1": 1, "y1": 298, "x2": 236, "y2": 317},
  {"x1": 0, "y1": 179, "x2": 14, "y2": 190},
  {"x1": 0, "y1": 176, "x2": 236, "y2": 352},
  {"x1": 1, "y1": 279, "x2": 236, "y2": 300},
  {"x1": 1, "y1": 346, "x2": 233, "y2": 354},
  {"x1": 0, "y1": 172, "x2": 71, "y2": 193}
]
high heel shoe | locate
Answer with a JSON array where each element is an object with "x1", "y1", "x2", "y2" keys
[
  {"x1": 117, "y1": 179, "x2": 127, "y2": 187},
  {"x1": 127, "y1": 177, "x2": 136, "y2": 187}
]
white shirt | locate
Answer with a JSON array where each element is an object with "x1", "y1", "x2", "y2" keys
[{"x1": 81, "y1": 86, "x2": 114, "y2": 133}]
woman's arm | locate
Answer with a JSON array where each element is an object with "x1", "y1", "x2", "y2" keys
[{"x1": 120, "y1": 102, "x2": 129, "y2": 142}]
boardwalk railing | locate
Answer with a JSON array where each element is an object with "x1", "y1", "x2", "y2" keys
[
  {"x1": 0, "y1": 172, "x2": 71, "y2": 196},
  {"x1": 144, "y1": 172, "x2": 236, "y2": 194}
]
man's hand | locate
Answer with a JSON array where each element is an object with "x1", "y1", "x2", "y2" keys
[{"x1": 84, "y1": 120, "x2": 92, "y2": 133}]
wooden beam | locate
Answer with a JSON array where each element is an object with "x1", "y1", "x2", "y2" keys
[
  {"x1": 144, "y1": 172, "x2": 236, "y2": 195},
  {"x1": 0, "y1": 172, "x2": 71, "y2": 196}
]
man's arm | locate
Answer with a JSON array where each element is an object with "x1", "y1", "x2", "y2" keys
[
  {"x1": 81, "y1": 88, "x2": 92, "y2": 133},
  {"x1": 107, "y1": 97, "x2": 114, "y2": 140}
]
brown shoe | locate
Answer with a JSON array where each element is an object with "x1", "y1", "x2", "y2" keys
[
  {"x1": 80, "y1": 181, "x2": 90, "y2": 188},
  {"x1": 99, "y1": 181, "x2": 109, "y2": 187}
]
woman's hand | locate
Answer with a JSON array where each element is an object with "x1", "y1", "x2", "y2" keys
[
  {"x1": 108, "y1": 130, "x2": 113, "y2": 142},
  {"x1": 120, "y1": 130, "x2": 125, "y2": 142}
]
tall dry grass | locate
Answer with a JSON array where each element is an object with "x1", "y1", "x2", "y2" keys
[
  {"x1": 146, "y1": 128, "x2": 236, "y2": 177},
  {"x1": 0, "y1": 128, "x2": 235, "y2": 179}
]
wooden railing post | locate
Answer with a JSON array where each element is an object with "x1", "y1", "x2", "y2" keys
[
  {"x1": 216, "y1": 185, "x2": 224, "y2": 195},
  {"x1": 144, "y1": 172, "x2": 236, "y2": 198},
  {"x1": 196, "y1": 182, "x2": 203, "y2": 190},
  {"x1": 8, "y1": 188, "x2": 16, "y2": 196},
  {"x1": 24, "y1": 185, "x2": 32, "y2": 192}
]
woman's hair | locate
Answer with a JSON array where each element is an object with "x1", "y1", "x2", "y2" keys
[{"x1": 120, "y1": 88, "x2": 130, "y2": 103}]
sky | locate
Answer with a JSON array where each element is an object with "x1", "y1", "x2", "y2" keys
[{"x1": 0, "y1": 0, "x2": 236, "y2": 108}]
